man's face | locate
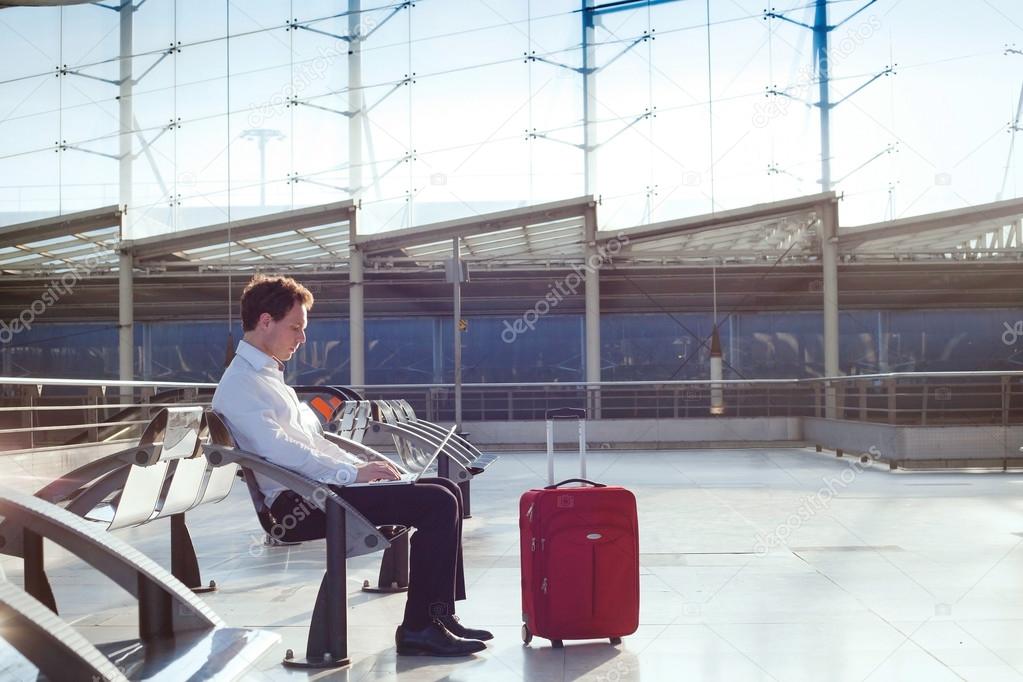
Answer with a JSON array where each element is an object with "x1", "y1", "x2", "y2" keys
[{"x1": 259, "y1": 301, "x2": 307, "y2": 362}]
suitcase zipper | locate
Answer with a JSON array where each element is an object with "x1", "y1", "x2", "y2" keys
[
  {"x1": 541, "y1": 577, "x2": 548, "y2": 594},
  {"x1": 530, "y1": 538, "x2": 535, "y2": 552}
]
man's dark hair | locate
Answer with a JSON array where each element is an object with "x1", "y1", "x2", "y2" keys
[{"x1": 240, "y1": 275, "x2": 314, "y2": 331}]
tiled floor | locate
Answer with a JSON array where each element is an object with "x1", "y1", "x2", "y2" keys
[{"x1": 5, "y1": 447, "x2": 1023, "y2": 681}]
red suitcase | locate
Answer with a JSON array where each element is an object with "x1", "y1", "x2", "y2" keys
[{"x1": 519, "y1": 408, "x2": 640, "y2": 648}]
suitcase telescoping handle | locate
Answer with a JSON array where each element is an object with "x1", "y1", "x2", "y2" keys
[
  {"x1": 544, "y1": 478, "x2": 605, "y2": 490},
  {"x1": 544, "y1": 407, "x2": 587, "y2": 485}
]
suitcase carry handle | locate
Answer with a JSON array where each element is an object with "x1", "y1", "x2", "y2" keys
[
  {"x1": 544, "y1": 478, "x2": 605, "y2": 489},
  {"x1": 545, "y1": 407, "x2": 586, "y2": 420}
]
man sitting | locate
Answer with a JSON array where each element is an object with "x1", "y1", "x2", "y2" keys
[{"x1": 212, "y1": 274, "x2": 492, "y2": 657}]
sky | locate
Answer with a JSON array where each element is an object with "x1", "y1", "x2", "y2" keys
[{"x1": 1, "y1": 0, "x2": 1022, "y2": 238}]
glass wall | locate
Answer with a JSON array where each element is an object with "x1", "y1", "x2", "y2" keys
[
  {"x1": 5, "y1": 307, "x2": 1021, "y2": 383},
  {"x1": 3, "y1": 1, "x2": 1019, "y2": 234}
]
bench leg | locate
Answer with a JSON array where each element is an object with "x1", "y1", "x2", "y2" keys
[
  {"x1": 362, "y1": 529, "x2": 409, "y2": 593},
  {"x1": 170, "y1": 513, "x2": 216, "y2": 593},
  {"x1": 284, "y1": 502, "x2": 350, "y2": 669},
  {"x1": 458, "y1": 480, "x2": 472, "y2": 519},
  {"x1": 23, "y1": 529, "x2": 57, "y2": 614}
]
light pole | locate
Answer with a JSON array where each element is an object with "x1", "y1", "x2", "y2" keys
[{"x1": 240, "y1": 128, "x2": 285, "y2": 206}]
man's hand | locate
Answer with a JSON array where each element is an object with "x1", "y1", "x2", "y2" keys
[{"x1": 354, "y1": 460, "x2": 403, "y2": 483}]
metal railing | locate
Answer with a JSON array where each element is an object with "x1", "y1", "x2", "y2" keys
[{"x1": 2, "y1": 372, "x2": 1021, "y2": 453}]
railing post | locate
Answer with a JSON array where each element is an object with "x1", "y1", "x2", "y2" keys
[
  {"x1": 1002, "y1": 376, "x2": 1010, "y2": 428},
  {"x1": 858, "y1": 380, "x2": 867, "y2": 421},
  {"x1": 886, "y1": 378, "x2": 897, "y2": 425},
  {"x1": 19, "y1": 385, "x2": 38, "y2": 451},
  {"x1": 921, "y1": 384, "x2": 929, "y2": 426},
  {"x1": 139, "y1": 385, "x2": 155, "y2": 424},
  {"x1": 86, "y1": 386, "x2": 102, "y2": 443}
]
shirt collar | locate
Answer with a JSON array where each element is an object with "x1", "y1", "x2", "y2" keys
[{"x1": 236, "y1": 339, "x2": 285, "y2": 372}]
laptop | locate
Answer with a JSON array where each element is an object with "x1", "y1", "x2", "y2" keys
[{"x1": 346, "y1": 425, "x2": 457, "y2": 487}]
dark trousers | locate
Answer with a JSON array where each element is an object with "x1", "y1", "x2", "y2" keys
[{"x1": 269, "y1": 477, "x2": 466, "y2": 629}]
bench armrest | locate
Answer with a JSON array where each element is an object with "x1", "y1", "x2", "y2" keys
[
  {"x1": 321, "y1": 432, "x2": 411, "y2": 475},
  {"x1": 202, "y1": 443, "x2": 389, "y2": 559}
]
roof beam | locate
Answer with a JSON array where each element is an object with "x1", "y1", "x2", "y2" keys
[
  {"x1": 355, "y1": 196, "x2": 593, "y2": 254},
  {"x1": 840, "y1": 196, "x2": 1023, "y2": 250},
  {"x1": 130, "y1": 200, "x2": 355, "y2": 261},
  {"x1": 0, "y1": 206, "x2": 122, "y2": 249},
  {"x1": 603, "y1": 192, "x2": 836, "y2": 244}
]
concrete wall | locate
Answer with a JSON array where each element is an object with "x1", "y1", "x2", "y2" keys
[
  {"x1": 364, "y1": 417, "x2": 805, "y2": 450},
  {"x1": 804, "y1": 417, "x2": 1023, "y2": 465}
]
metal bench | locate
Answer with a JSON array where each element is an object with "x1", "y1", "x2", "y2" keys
[
  {"x1": 7, "y1": 406, "x2": 236, "y2": 594},
  {"x1": 369, "y1": 399, "x2": 499, "y2": 517},
  {"x1": 230, "y1": 403, "x2": 411, "y2": 595},
  {"x1": 0, "y1": 487, "x2": 278, "y2": 681},
  {"x1": 390, "y1": 398, "x2": 499, "y2": 473},
  {"x1": 1, "y1": 405, "x2": 398, "y2": 670},
  {"x1": 201, "y1": 410, "x2": 408, "y2": 666}
]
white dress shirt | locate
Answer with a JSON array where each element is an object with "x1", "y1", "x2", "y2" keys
[{"x1": 212, "y1": 340, "x2": 361, "y2": 507}]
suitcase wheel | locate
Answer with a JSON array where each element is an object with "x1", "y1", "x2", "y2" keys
[
  {"x1": 551, "y1": 639, "x2": 564, "y2": 649},
  {"x1": 610, "y1": 637, "x2": 622, "y2": 645},
  {"x1": 521, "y1": 624, "x2": 533, "y2": 645}
]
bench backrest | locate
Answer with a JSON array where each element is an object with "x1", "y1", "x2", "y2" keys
[
  {"x1": 351, "y1": 401, "x2": 371, "y2": 442},
  {"x1": 373, "y1": 400, "x2": 422, "y2": 463},
  {"x1": 107, "y1": 406, "x2": 236, "y2": 531}
]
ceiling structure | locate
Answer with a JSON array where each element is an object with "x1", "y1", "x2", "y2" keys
[{"x1": 0, "y1": 192, "x2": 1021, "y2": 283}]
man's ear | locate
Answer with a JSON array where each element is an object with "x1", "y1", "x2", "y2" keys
[{"x1": 259, "y1": 312, "x2": 274, "y2": 329}]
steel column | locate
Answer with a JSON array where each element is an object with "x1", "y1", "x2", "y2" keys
[{"x1": 821, "y1": 201, "x2": 840, "y2": 417}]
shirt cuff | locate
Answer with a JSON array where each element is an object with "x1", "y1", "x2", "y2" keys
[{"x1": 332, "y1": 463, "x2": 357, "y2": 486}]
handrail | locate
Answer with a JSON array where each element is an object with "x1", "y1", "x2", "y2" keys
[{"x1": 4, "y1": 370, "x2": 1023, "y2": 391}]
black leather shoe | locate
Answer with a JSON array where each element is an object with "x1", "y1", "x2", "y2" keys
[
  {"x1": 437, "y1": 614, "x2": 494, "y2": 641},
  {"x1": 395, "y1": 619, "x2": 486, "y2": 657}
]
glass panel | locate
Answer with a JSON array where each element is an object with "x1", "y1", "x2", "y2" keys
[
  {"x1": 528, "y1": 6, "x2": 583, "y2": 205},
  {"x1": 176, "y1": 35, "x2": 230, "y2": 230},
  {"x1": 444, "y1": 314, "x2": 584, "y2": 383},
  {"x1": 645, "y1": 1, "x2": 712, "y2": 223},
  {"x1": 365, "y1": 317, "x2": 433, "y2": 384},
  {"x1": 356, "y1": 5, "x2": 411, "y2": 233},
  {"x1": 0, "y1": 150, "x2": 61, "y2": 223},
  {"x1": 126, "y1": 49, "x2": 177, "y2": 239},
  {"x1": 0, "y1": 7, "x2": 60, "y2": 83},
  {"x1": 177, "y1": 0, "x2": 227, "y2": 46},
  {"x1": 145, "y1": 321, "x2": 238, "y2": 382},
  {"x1": 59, "y1": 51, "x2": 120, "y2": 213},
  {"x1": 602, "y1": 313, "x2": 720, "y2": 381},
  {"x1": 732, "y1": 311, "x2": 823, "y2": 379},
  {"x1": 885, "y1": 308, "x2": 1023, "y2": 372},
  {"x1": 288, "y1": 319, "x2": 350, "y2": 385},
  {"x1": 411, "y1": 62, "x2": 529, "y2": 224},
  {"x1": 0, "y1": 74, "x2": 60, "y2": 158},
  {"x1": 227, "y1": 22, "x2": 294, "y2": 220},
  {"x1": 1, "y1": 323, "x2": 120, "y2": 379},
  {"x1": 410, "y1": 3, "x2": 530, "y2": 220}
]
